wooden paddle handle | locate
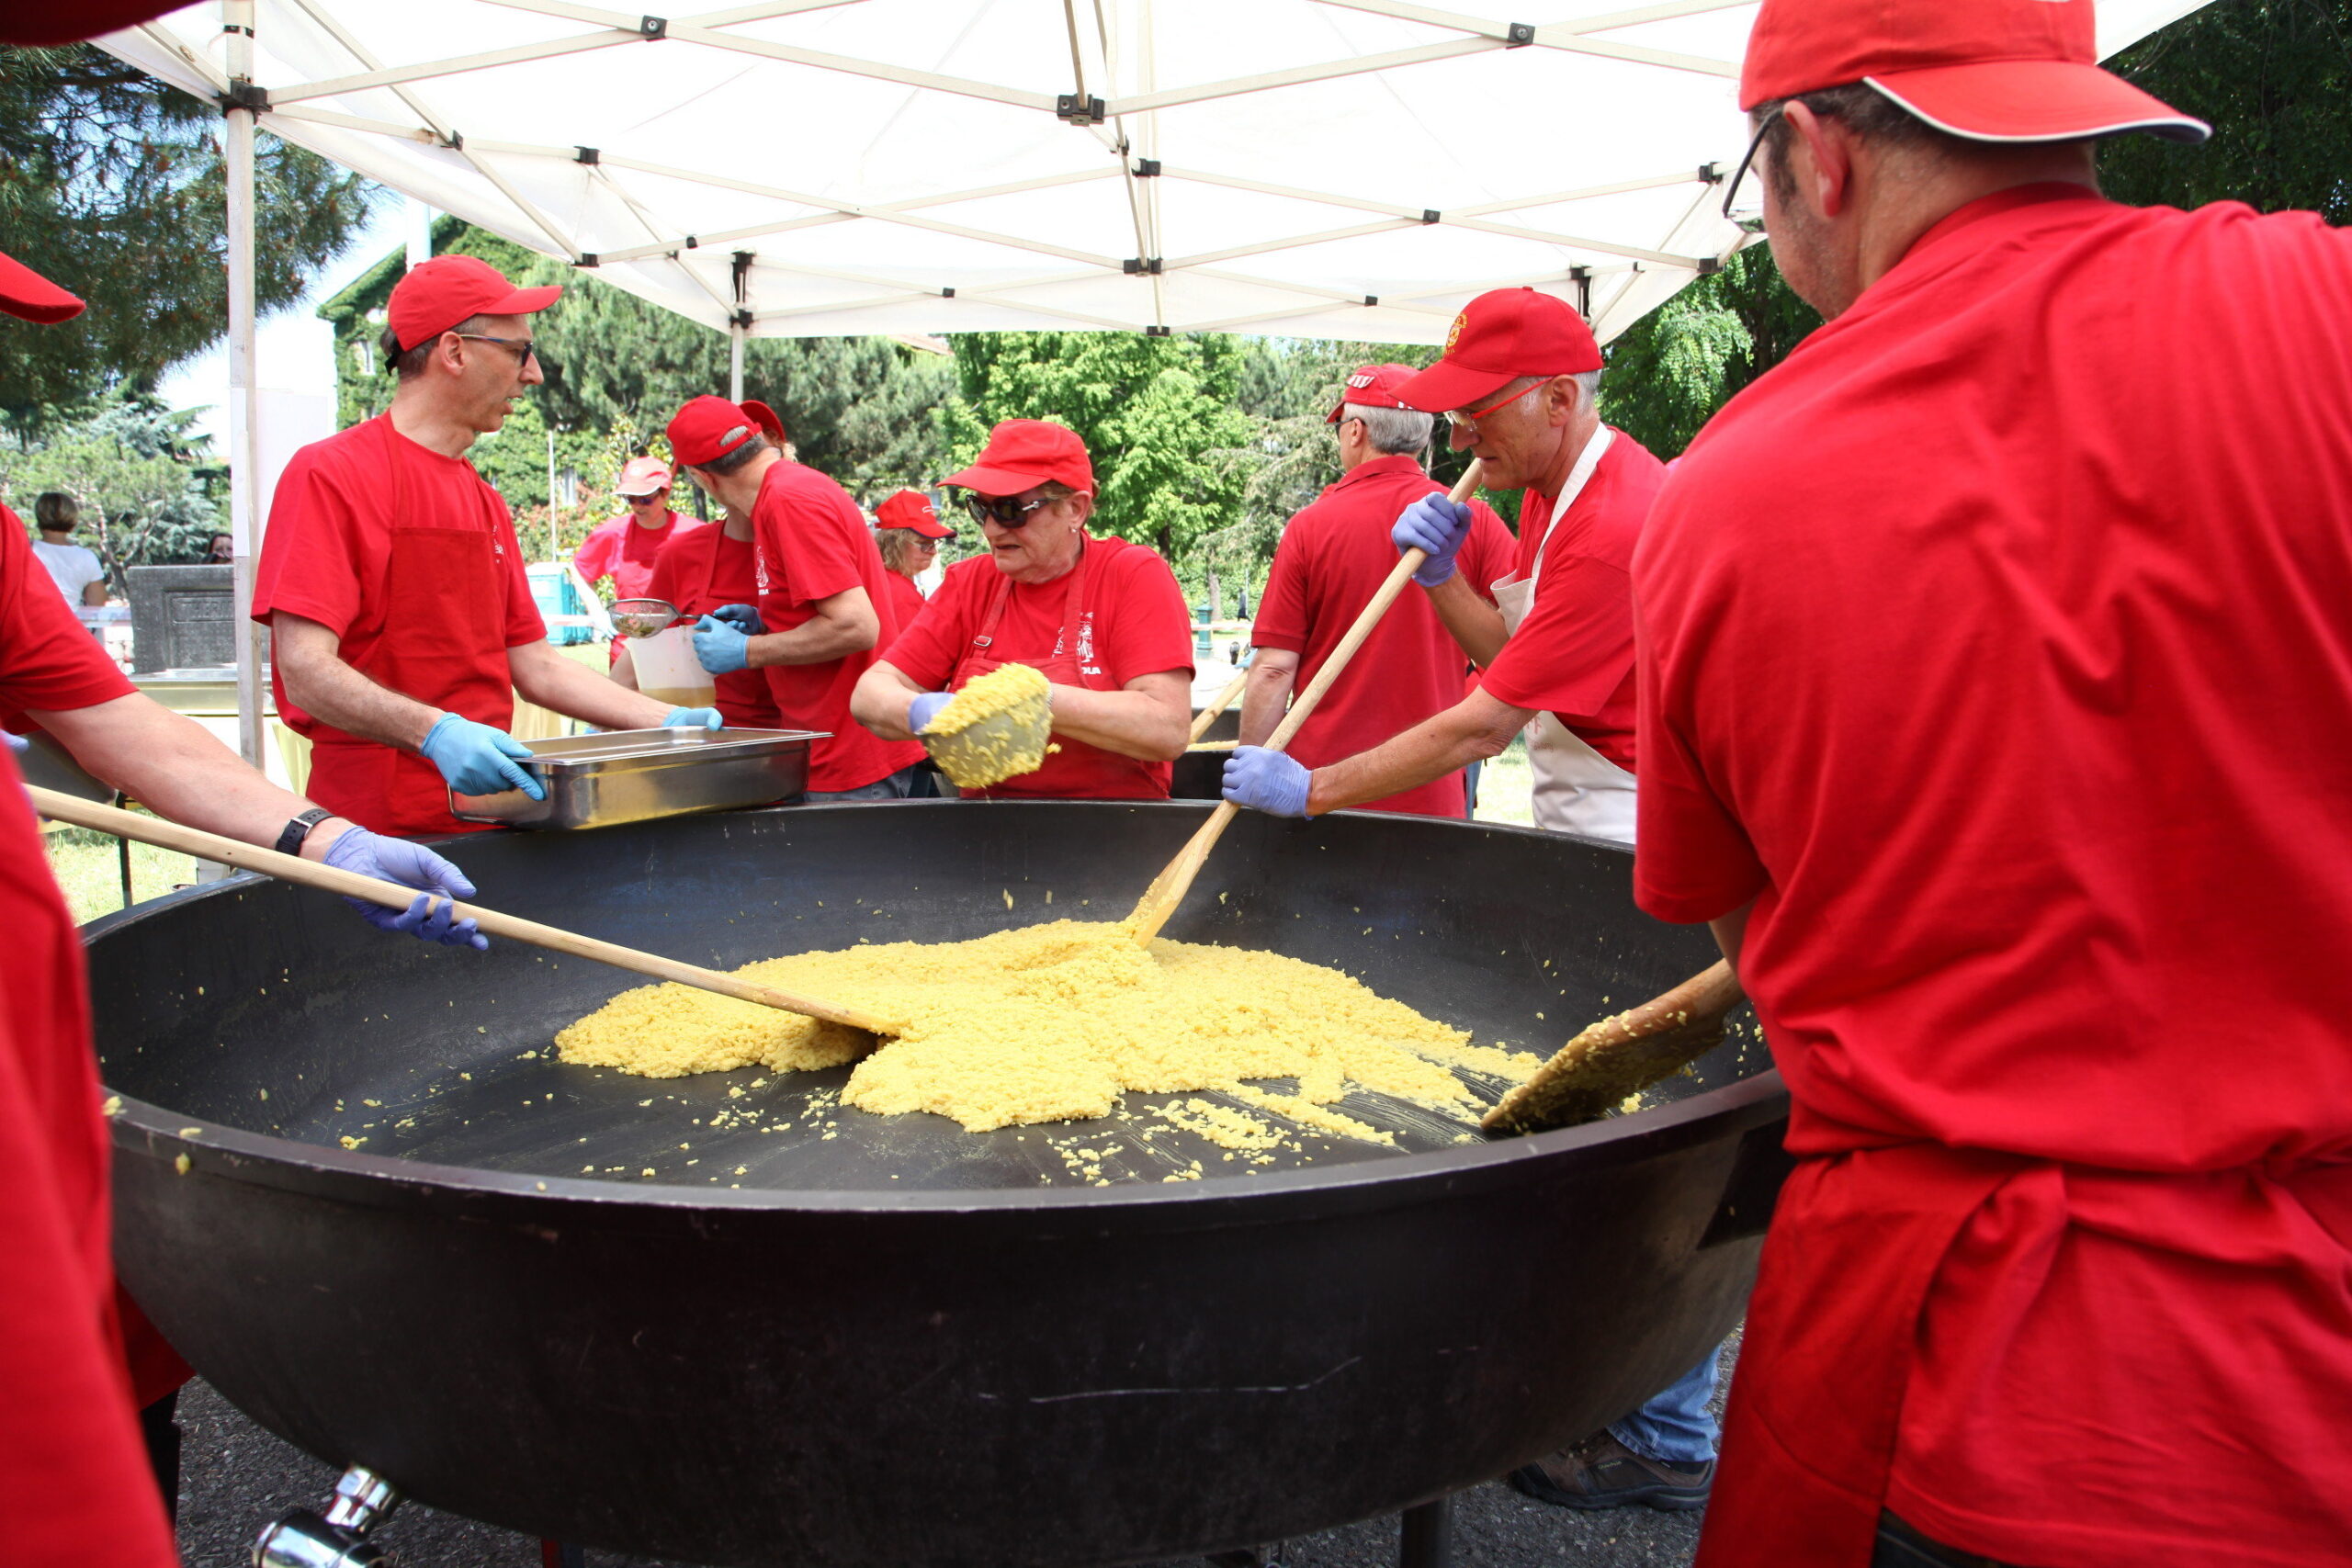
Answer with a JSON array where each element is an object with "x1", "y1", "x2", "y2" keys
[
  {"x1": 1602, "y1": 958, "x2": 1747, "y2": 1043},
  {"x1": 24, "y1": 786, "x2": 903, "y2": 1035},
  {"x1": 1260, "y1": 457, "x2": 1482, "y2": 758},
  {"x1": 1188, "y1": 666, "x2": 1251, "y2": 743}
]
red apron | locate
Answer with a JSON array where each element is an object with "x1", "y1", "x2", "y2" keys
[
  {"x1": 947, "y1": 538, "x2": 1168, "y2": 800},
  {"x1": 304, "y1": 420, "x2": 517, "y2": 838}
]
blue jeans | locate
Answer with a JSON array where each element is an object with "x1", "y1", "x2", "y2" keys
[
  {"x1": 1608, "y1": 1341, "x2": 1723, "y2": 1464},
  {"x1": 804, "y1": 765, "x2": 922, "y2": 804}
]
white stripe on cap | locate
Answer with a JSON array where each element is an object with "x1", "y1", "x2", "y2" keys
[{"x1": 1863, "y1": 77, "x2": 2211, "y2": 146}]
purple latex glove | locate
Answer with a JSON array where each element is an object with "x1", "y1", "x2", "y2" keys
[
  {"x1": 1223, "y1": 746, "x2": 1314, "y2": 818},
  {"x1": 1391, "y1": 494, "x2": 1473, "y2": 587},
  {"x1": 908, "y1": 692, "x2": 954, "y2": 734},
  {"x1": 322, "y1": 828, "x2": 488, "y2": 950}
]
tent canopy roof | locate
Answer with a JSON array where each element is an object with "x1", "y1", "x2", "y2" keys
[{"x1": 106, "y1": 1, "x2": 2208, "y2": 346}]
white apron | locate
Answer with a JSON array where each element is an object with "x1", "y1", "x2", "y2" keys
[{"x1": 1489, "y1": 427, "x2": 1638, "y2": 846}]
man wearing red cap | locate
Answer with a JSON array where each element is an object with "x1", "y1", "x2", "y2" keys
[
  {"x1": 1630, "y1": 3, "x2": 2352, "y2": 1565},
  {"x1": 623, "y1": 467, "x2": 784, "y2": 732},
  {"x1": 573, "y1": 456, "x2": 699, "y2": 605},
  {"x1": 254, "y1": 256, "x2": 718, "y2": 838},
  {"x1": 1238, "y1": 365, "x2": 1513, "y2": 819},
  {"x1": 853, "y1": 419, "x2": 1194, "y2": 798},
  {"x1": 664, "y1": 395, "x2": 923, "y2": 797},
  {"x1": 0, "y1": 243, "x2": 494, "y2": 1568},
  {"x1": 871, "y1": 488, "x2": 953, "y2": 633}
]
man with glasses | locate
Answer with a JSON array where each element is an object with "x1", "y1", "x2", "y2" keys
[
  {"x1": 254, "y1": 255, "x2": 719, "y2": 839},
  {"x1": 1239, "y1": 363, "x2": 1513, "y2": 818},
  {"x1": 574, "y1": 456, "x2": 697, "y2": 606},
  {"x1": 665, "y1": 395, "x2": 925, "y2": 799},
  {"x1": 1633, "y1": 2, "x2": 2352, "y2": 1565}
]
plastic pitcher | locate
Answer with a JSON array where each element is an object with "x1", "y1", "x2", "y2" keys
[{"x1": 629, "y1": 625, "x2": 718, "y2": 711}]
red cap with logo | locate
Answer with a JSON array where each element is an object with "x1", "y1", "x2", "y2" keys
[
  {"x1": 1395, "y1": 289, "x2": 1601, "y2": 413},
  {"x1": 1740, "y1": 0, "x2": 2208, "y2": 143},
  {"x1": 0, "y1": 249, "x2": 85, "y2": 324},
  {"x1": 1326, "y1": 363, "x2": 1419, "y2": 423},
  {"x1": 876, "y1": 490, "x2": 953, "y2": 538},
  {"x1": 666, "y1": 396, "x2": 777, "y2": 468},
  {"x1": 386, "y1": 255, "x2": 562, "y2": 354},
  {"x1": 941, "y1": 420, "x2": 1094, "y2": 497}
]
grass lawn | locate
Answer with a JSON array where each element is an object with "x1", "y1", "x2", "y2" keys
[{"x1": 1470, "y1": 735, "x2": 1533, "y2": 826}]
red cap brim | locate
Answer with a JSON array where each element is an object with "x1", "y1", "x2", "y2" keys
[
  {"x1": 1393, "y1": 359, "x2": 1520, "y2": 415},
  {"x1": 941, "y1": 460, "x2": 1061, "y2": 495},
  {"x1": 740, "y1": 399, "x2": 786, "y2": 442},
  {"x1": 0, "y1": 249, "x2": 85, "y2": 324},
  {"x1": 485, "y1": 283, "x2": 564, "y2": 318},
  {"x1": 1867, "y1": 63, "x2": 2209, "y2": 144},
  {"x1": 883, "y1": 515, "x2": 955, "y2": 538}
]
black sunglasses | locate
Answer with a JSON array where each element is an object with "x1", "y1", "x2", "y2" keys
[
  {"x1": 962, "y1": 492, "x2": 1056, "y2": 528},
  {"x1": 1719, "y1": 107, "x2": 1783, "y2": 234}
]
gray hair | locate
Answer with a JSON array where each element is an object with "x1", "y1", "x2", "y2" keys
[
  {"x1": 695, "y1": 434, "x2": 771, "y2": 479},
  {"x1": 1571, "y1": 368, "x2": 1601, "y2": 404},
  {"x1": 379, "y1": 313, "x2": 491, "y2": 380},
  {"x1": 1340, "y1": 402, "x2": 1435, "y2": 455}
]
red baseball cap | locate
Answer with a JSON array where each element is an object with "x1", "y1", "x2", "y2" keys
[
  {"x1": 386, "y1": 254, "x2": 561, "y2": 354},
  {"x1": 616, "y1": 457, "x2": 673, "y2": 496},
  {"x1": 1395, "y1": 289, "x2": 1601, "y2": 413},
  {"x1": 1326, "y1": 363, "x2": 1419, "y2": 423},
  {"x1": 942, "y1": 420, "x2": 1095, "y2": 496},
  {"x1": 1741, "y1": 0, "x2": 2208, "y2": 143},
  {"x1": 875, "y1": 490, "x2": 952, "y2": 538},
  {"x1": 666, "y1": 396, "x2": 779, "y2": 468},
  {"x1": 740, "y1": 399, "x2": 786, "y2": 443},
  {"x1": 0, "y1": 248, "x2": 85, "y2": 325}
]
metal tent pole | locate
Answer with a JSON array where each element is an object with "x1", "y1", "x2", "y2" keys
[
  {"x1": 224, "y1": 0, "x2": 266, "y2": 768},
  {"x1": 729, "y1": 250, "x2": 752, "y2": 402}
]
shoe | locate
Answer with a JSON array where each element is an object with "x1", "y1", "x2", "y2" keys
[{"x1": 1507, "y1": 1430, "x2": 1714, "y2": 1512}]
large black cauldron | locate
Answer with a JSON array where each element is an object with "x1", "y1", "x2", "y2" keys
[{"x1": 89, "y1": 802, "x2": 1785, "y2": 1568}]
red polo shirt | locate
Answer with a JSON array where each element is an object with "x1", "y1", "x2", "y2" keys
[
  {"x1": 572, "y1": 510, "x2": 695, "y2": 602},
  {"x1": 643, "y1": 525, "x2": 781, "y2": 729},
  {"x1": 882, "y1": 569, "x2": 925, "y2": 636},
  {"x1": 1478, "y1": 431, "x2": 1664, "y2": 773},
  {"x1": 749, "y1": 459, "x2": 924, "y2": 792},
  {"x1": 253, "y1": 415, "x2": 546, "y2": 836},
  {"x1": 1636, "y1": 187, "x2": 2352, "y2": 1568},
  {"x1": 1252, "y1": 453, "x2": 1512, "y2": 817},
  {"x1": 0, "y1": 517, "x2": 177, "y2": 1568}
]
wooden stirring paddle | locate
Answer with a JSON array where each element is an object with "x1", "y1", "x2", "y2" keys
[
  {"x1": 1481, "y1": 960, "x2": 1747, "y2": 1135},
  {"x1": 27, "y1": 786, "x2": 906, "y2": 1037},
  {"x1": 1126, "y1": 458, "x2": 1485, "y2": 946},
  {"x1": 1187, "y1": 665, "x2": 1251, "y2": 744}
]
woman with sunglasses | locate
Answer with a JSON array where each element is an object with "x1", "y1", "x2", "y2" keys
[
  {"x1": 852, "y1": 420, "x2": 1194, "y2": 798},
  {"x1": 871, "y1": 488, "x2": 953, "y2": 629}
]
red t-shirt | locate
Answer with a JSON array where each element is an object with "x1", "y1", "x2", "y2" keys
[
  {"x1": 0, "y1": 521, "x2": 178, "y2": 1567},
  {"x1": 1478, "y1": 431, "x2": 1663, "y2": 773},
  {"x1": 749, "y1": 459, "x2": 924, "y2": 792},
  {"x1": 1252, "y1": 454, "x2": 1511, "y2": 816},
  {"x1": 883, "y1": 569, "x2": 926, "y2": 636},
  {"x1": 1636, "y1": 188, "x2": 2352, "y2": 1566},
  {"x1": 253, "y1": 415, "x2": 546, "y2": 836},
  {"x1": 644, "y1": 525, "x2": 781, "y2": 729},
  {"x1": 572, "y1": 510, "x2": 694, "y2": 602},
  {"x1": 884, "y1": 536, "x2": 1194, "y2": 799}
]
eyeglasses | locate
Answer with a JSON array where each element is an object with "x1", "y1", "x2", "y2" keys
[
  {"x1": 962, "y1": 493, "x2": 1056, "y2": 528},
  {"x1": 452, "y1": 333, "x2": 539, "y2": 368},
  {"x1": 1718, "y1": 107, "x2": 1782, "y2": 235},
  {"x1": 1442, "y1": 380, "x2": 1544, "y2": 430},
  {"x1": 625, "y1": 491, "x2": 667, "y2": 504}
]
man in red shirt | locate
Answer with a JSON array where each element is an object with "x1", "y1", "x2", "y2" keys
[
  {"x1": 0, "y1": 246, "x2": 486, "y2": 1568},
  {"x1": 1633, "y1": 4, "x2": 2352, "y2": 1565},
  {"x1": 1240, "y1": 364, "x2": 1512, "y2": 818},
  {"x1": 663, "y1": 396, "x2": 924, "y2": 798},
  {"x1": 572, "y1": 455, "x2": 697, "y2": 603},
  {"x1": 624, "y1": 490, "x2": 783, "y2": 730},
  {"x1": 254, "y1": 256, "x2": 718, "y2": 838}
]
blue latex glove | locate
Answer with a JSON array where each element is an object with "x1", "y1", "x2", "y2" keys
[
  {"x1": 708, "y1": 603, "x2": 766, "y2": 636},
  {"x1": 693, "y1": 614, "x2": 752, "y2": 675},
  {"x1": 321, "y1": 827, "x2": 488, "y2": 950},
  {"x1": 1392, "y1": 494, "x2": 1474, "y2": 587},
  {"x1": 907, "y1": 691, "x2": 954, "y2": 735},
  {"x1": 1223, "y1": 746, "x2": 1314, "y2": 818},
  {"x1": 2, "y1": 730, "x2": 26, "y2": 755},
  {"x1": 418, "y1": 712, "x2": 543, "y2": 799},
  {"x1": 663, "y1": 706, "x2": 724, "y2": 730}
]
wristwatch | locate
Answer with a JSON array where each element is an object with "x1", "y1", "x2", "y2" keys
[{"x1": 274, "y1": 807, "x2": 335, "y2": 857}]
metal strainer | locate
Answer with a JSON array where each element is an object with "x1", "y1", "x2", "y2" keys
[{"x1": 610, "y1": 598, "x2": 681, "y2": 638}]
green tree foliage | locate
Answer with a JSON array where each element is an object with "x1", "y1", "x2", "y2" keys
[
  {"x1": 0, "y1": 45, "x2": 374, "y2": 432},
  {"x1": 2102, "y1": 0, "x2": 2352, "y2": 220},
  {"x1": 3, "y1": 391, "x2": 227, "y2": 589},
  {"x1": 1599, "y1": 248, "x2": 1821, "y2": 458}
]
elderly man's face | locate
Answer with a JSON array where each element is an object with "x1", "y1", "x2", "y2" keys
[{"x1": 1443, "y1": 377, "x2": 1569, "y2": 493}]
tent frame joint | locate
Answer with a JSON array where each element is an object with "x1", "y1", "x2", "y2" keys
[
  {"x1": 576, "y1": 253, "x2": 599, "y2": 267},
  {"x1": 1057, "y1": 93, "x2": 1108, "y2": 125},
  {"x1": 220, "y1": 79, "x2": 269, "y2": 112},
  {"x1": 1122, "y1": 257, "x2": 1164, "y2": 275},
  {"x1": 1134, "y1": 158, "x2": 1161, "y2": 177},
  {"x1": 639, "y1": 16, "x2": 668, "y2": 40},
  {"x1": 1421, "y1": 209, "x2": 1441, "y2": 224},
  {"x1": 1506, "y1": 22, "x2": 1535, "y2": 46}
]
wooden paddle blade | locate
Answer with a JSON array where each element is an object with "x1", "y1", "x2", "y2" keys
[
  {"x1": 1482, "y1": 960, "x2": 1746, "y2": 1136},
  {"x1": 1125, "y1": 802, "x2": 1239, "y2": 946}
]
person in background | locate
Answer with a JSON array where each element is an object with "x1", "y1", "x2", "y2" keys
[
  {"x1": 254, "y1": 256, "x2": 718, "y2": 839},
  {"x1": 615, "y1": 488, "x2": 782, "y2": 730},
  {"x1": 852, "y1": 420, "x2": 1194, "y2": 799},
  {"x1": 664, "y1": 395, "x2": 925, "y2": 799},
  {"x1": 205, "y1": 531, "x2": 233, "y2": 565},
  {"x1": 1240, "y1": 364, "x2": 1511, "y2": 818},
  {"x1": 30, "y1": 492, "x2": 108, "y2": 607},
  {"x1": 0, "y1": 241, "x2": 486, "y2": 1568},
  {"x1": 872, "y1": 488, "x2": 950, "y2": 630},
  {"x1": 572, "y1": 456, "x2": 697, "y2": 604}
]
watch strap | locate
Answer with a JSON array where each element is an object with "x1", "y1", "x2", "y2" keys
[{"x1": 274, "y1": 807, "x2": 334, "y2": 858}]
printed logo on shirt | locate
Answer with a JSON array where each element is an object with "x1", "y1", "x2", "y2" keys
[{"x1": 753, "y1": 547, "x2": 769, "y2": 593}]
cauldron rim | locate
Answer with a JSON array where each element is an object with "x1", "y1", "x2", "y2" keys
[{"x1": 89, "y1": 799, "x2": 1788, "y2": 1218}]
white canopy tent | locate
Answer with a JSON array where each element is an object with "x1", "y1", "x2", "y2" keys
[{"x1": 96, "y1": 0, "x2": 2209, "y2": 761}]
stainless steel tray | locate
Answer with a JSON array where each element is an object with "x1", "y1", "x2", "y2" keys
[{"x1": 448, "y1": 728, "x2": 821, "y2": 829}]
